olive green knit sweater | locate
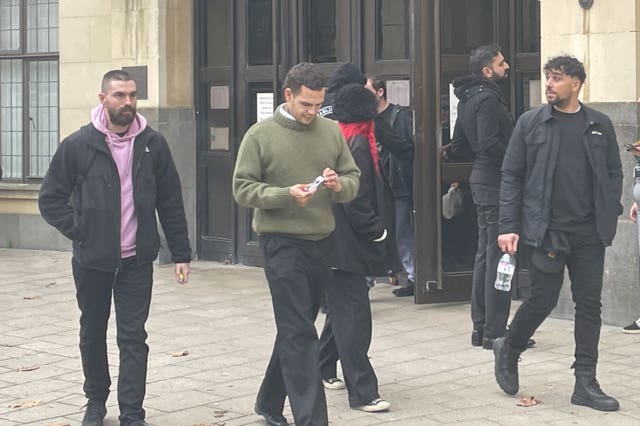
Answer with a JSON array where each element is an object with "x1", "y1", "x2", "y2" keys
[{"x1": 233, "y1": 105, "x2": 360, "y2": 240}]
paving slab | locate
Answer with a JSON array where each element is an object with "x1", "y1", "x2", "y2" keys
[{"x1": 1, "y1": 248, "x2": 640, "y2": 425}]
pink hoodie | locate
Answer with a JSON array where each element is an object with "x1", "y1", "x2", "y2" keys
[{"x1": 91, "y1": 105, "x2": 147, "y2": 259}]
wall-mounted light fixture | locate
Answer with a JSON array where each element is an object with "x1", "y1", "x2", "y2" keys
[{"x1": 579, "y1": 0, "x2": 594, "y2": 9}]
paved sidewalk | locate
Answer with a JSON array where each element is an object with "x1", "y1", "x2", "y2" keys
[{"x1": 1, "y1": 248, "x2": 640, "y2": 425}]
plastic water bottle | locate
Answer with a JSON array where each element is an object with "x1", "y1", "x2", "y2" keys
[{"x1": 494, "y1": 253, "x2": 516, "y2": 292}]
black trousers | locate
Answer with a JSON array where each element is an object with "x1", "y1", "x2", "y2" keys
[
  {"x1": 255, "y1": 235, "x2": 330, "y2": 426},
  {"x1": 72, "y1": 256, "x2": 153, "y2": 423},
  {"x1": 470, "y1": 184, "x2": 511, "y2": 339},
  {"x1": 318, "y1": 269, "x2": 379, "y2": 407},
  {"x1": 506, "y1": 233, "x2": 605, "y2": 372}
]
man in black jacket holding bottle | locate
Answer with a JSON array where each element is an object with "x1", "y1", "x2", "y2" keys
[{"x1": 494, "y1": 55, "x2": 622, "y2": 412}]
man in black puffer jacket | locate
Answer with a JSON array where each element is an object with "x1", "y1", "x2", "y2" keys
[{"x1": 450, "y1": 44, "x2": 521, "y2": 351}]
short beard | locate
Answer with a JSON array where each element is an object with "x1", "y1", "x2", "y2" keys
[
  {"x1": 547, "y1": 96, "x2": 567, "y2": 108},
  {"x1": 492, "y1": 73, "x2": 508, "y2": 84},
  {"x1": 108, "y1": 106, "x2": 136, "y2": 127}
]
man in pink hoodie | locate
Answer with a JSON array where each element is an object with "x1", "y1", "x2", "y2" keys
[{"x1": 39, "y1": 70, "x2": 192, "y2": 426}]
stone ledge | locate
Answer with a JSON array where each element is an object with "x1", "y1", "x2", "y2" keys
[{"x1": 0, "y1": 183, "x2": 41, "y2": 200}]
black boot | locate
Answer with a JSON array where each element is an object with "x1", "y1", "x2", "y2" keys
[
  {"x1": 493, "y1": 337, "x2": 521, "y2": 395},
  {"x1": 471, "y1": 326, "x2": 483, "y2": 347},
  {"x1": 571, "y1": 371, "x2": 619, "y2": 412},
  {"x1": 81, "y1": 399, "x2": 107, "y2": 426}
]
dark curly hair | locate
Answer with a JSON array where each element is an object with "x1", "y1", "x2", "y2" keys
[{"x1": 544, "y1": 55, "x2": 586, "y2": 84}]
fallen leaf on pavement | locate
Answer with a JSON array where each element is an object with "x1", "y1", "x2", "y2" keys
[
  {"x1": 23, "y1": 295, "x2": 40, "y2": 300},
  {"x1": 517, "y1": 396, "x2": 540, "y2": 407},
  {"x1": 214, "y1": 409, "x2": 228, "y2": 417},
  {"x1": 16, "y1": 366, "x2": 40, "y2": 372},
  {"x1": 171, "y1": 350, "x2": 189, "y2": 357},
  {"x1": 45, "y1": 282, "x2": 57, "y2": 287},
  {"x1": 9, "y1": 400, "x2": 42, "y2": 409}
]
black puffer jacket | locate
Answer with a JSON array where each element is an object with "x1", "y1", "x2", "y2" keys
[
  {"x1": 330, "y1": 84, "x2": 401, "y2": 275},
  {"x1": 451, "y1": 75, "x2": 514, "y2": 187},
  {"x1": 500, "y1": 103, "x2": 623, "y2": 247},
  {"x1": 39, "y1": 123, "x2": 191, "y2": 271}
]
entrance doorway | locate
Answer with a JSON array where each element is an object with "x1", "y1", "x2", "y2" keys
[{"x1": 194, "y1": 0, "x2": 540, "y2": 303}]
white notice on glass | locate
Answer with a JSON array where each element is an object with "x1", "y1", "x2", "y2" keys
[
  {"x1": 257, "y1": 93, "x2": 274, "y2": 122},
  {"x1": 386, "y1": 80, "x2": 410, "y2": 107}
]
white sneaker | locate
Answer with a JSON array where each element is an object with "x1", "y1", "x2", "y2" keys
[
  {"x1": 322, "y1": 378, "x2": 345, "y2": 390},
  {"x1": 355, "y1": 397, "x2": 391, "y2": 412}
]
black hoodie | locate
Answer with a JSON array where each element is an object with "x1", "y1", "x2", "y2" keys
[{"x1": 450, "y1": 74, "x2": 514, "y2": 188}]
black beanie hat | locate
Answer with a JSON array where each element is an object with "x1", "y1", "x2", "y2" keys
[
  {"x1": 326, "y1": 63, "x2": 367, "y2": 94},
  {"x1": 333, "y1": 83, "x2": 378, "y2": 123}
]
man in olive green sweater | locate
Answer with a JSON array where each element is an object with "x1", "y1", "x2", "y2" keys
[{"x1": 233, "y1": 62, "x2": 360, "y2": 426}]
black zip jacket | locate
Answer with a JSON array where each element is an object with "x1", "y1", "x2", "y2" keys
[
  {"x1": 39, "y1": 123, "x2": 191, "y2": 271},
  {"x1": 499, "y1": 103, "x2": 623, "y2": 247},
  {"x1": 451, "y1": 75, "x2": 514, "y2": 187},
  {"x1": 379, "y1": 104, "x2": 414, "y2": 197}
]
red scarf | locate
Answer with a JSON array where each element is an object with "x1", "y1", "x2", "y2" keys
[{"x1": 338, "y1": 120, "x2": 380, "y2": 174}]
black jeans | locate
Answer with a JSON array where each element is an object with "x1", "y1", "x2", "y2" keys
[
  {"x1": 470, "y1": 184, "x2": 511, "y2": 339},
  {"x1": 506, "y1": 233, "x2": 605, "y2": 372},
  {"x1": 72, "y1": 256, "x2": 153, "y2": 423},
  {"x1": 319, "y1": 269, "x2": 379, "y2": 407},
  {"x1": 255, "y1": 235, "x2": 331, "y2": 426}
]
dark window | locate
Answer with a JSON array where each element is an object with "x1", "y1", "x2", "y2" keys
[
  {"x1": 376, "y1": 0, "x2": 409, "y2": 60},
  {"x1": 206, "y1": 0, "x2": 232, "y2": 67},
  {"x1": 0, "y1": 0, "x2": 58, "y2": 181},
  {"x1": 440, "y1": 0, "x2": 493, "y2": 54},
  {"x1": 306, "y1": 0, "x2": 338, "y2": 63},
  {"x1": 248, "y1": 0, "x2": 273, "y2": 66},
  {"x1": 518, "y1": 0, "x2": 540, "y2": 53},
  {"x1": 206, "y1": 162, "x2": 233, "y2": 239}
]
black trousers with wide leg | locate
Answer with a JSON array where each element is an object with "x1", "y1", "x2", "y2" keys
[
  {"x1": 255, "y1": 234, "x2": 332, "y2": 426},
  {"x1": 319, "y1": 269, "x2": 380, "y2": 407},
  {"x1": 72, "y1": 256, "x2": 153, "y2": 424}
]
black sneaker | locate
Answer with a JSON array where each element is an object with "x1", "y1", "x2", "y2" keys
[
  {"x1": 354, "y1": 397, "x2": 391, "y2": 412},
  {"x1": 322, "y1": 377, "x2": 346, "y2": 390},
  {"x1": 392, "y1": 282, "x2": 414, "y2": 297},
  {"x1": 82, "y1": 400, "x2": 107, "y2": 426},
  {"x1": 623, "y1": 321, "x2": 640, "y2": 334},
  {"x1": 471, "y1": 326, "x2": 483, "y2": 347},
  {"x1": 255, "y1": 403, "x2": 289, "y2": 426}
]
